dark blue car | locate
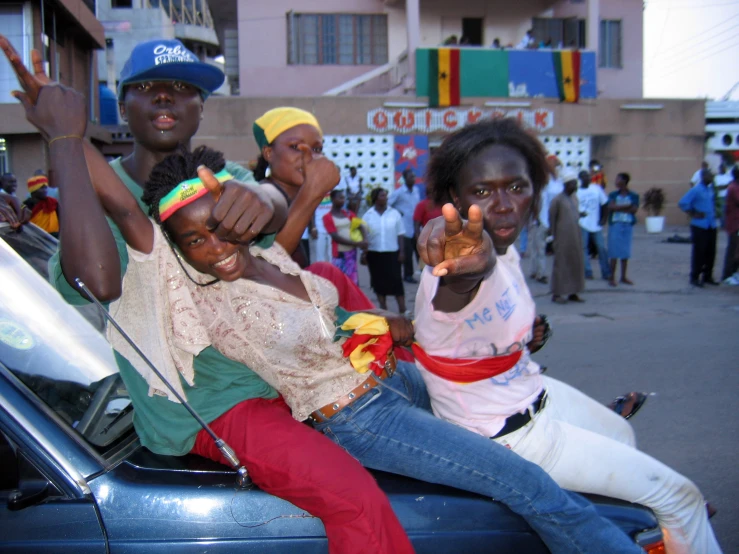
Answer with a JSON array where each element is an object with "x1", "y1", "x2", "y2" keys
[{"x1": 0, "y1": 226, "x2": 664, "y2": 552}]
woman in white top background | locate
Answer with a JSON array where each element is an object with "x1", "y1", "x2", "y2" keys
[{"x1": 361, "y1": 187, "x2": 408, "y2": 314}]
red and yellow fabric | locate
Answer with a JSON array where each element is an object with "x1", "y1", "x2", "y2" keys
[
  {"x1": 29, "y1": 197, "x2": 59, "y2": 234},
  {"x1": 337, "y1": 312, "x2": 393, "y2": 377},
  {"x1": 411, "y1": 344, "x2": 522, "y2": 384},
  {"x1": 428, "y1": 48, "x2": 461, "y2": 107},
  {"x1": 334, "y1": 309, "x2": 523, "y2": 382},
  {"x1": 27, "y1": 175, "x2": 49, "y2": 194},
  {"x1": 552, "y1": 50, "x2": 581, "y2": 103}
]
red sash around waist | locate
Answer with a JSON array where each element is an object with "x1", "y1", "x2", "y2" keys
[{"x1": 411, "y1": 344, "x2": 523, "y2": 384}]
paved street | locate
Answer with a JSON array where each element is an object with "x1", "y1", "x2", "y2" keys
[{"x1": 356, "y1": 224, "x2": 739, "y2": 552}]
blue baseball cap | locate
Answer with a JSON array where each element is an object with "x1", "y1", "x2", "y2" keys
[{"x1": 117, "y1": 39, "x2": 225, "y2": 101}]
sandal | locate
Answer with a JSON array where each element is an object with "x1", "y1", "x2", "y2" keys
[{"x1": 608, "y1": 391, "x2": 648, "y2": 420}]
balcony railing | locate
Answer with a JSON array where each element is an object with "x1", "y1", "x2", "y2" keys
[
  {"x1": 143, "y1": 0, "x2": 214, "y2": 30},
  {"x1": 324, "y1": 50, "x2": 409, "y2": 96}
]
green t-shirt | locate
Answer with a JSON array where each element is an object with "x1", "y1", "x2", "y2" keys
[{"x1": 49, "y1": 158, "x2": 278, "y2": 455}]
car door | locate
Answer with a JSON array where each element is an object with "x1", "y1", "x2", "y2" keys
[{"x1": 0, "y1": 397, "x2": 107, "y2": 553}]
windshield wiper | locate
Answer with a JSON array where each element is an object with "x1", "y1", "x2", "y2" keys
[{"x1": 75, "y1": 279, "x2": 252, "y2": 489}]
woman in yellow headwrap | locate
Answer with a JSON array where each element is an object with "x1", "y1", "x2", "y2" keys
[{"x1": 252, "y1": 107, "x2": 342, "y2": 267}]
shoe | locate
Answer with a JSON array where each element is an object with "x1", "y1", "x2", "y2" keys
[
  {"x1": 608, "y1": 392, "x2": 648, "y2": 420},
  {"x1": 552, "y1": 295, "x2": 568, "y2": 304},
  {"x1": 723, "y1": 275, "x2": 739, "y2": 286},
  {"x1": 404, "y1": 276, "x2": 418, "y2": 284},
  {"x1": 690, "y1": 280, "x2": 704, "y2": 288},
  {"x1": 608, "y1": 280, "x2": 617, "y2": 287},
  {"x1": 567, "y1": 294, "x2": 585, "y2": 303},
  {"x1": 620, "y1": 278, "x2": 634, "y2": 285},
  {"x1": 702, "y1": 278, "x2": 720, "y2": 286},
  {"x1": 536, "y1": 276, "x2": 548, "y2": 285}
]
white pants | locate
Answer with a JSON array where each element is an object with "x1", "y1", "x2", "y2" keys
[
  {"x1": 494, "y1": 376, "x2": 722, "y2": 554},
  {"x1": 313, "y1": 233, "x2": 332, "y2": 263},
  {"x1": 529, "y1": 223, "x2": 548, "y2": 280}
]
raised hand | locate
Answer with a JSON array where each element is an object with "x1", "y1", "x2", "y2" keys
[
  {"x1": 298, "y1": 144, "x2": 340, "y2": 200},
  {"x1": 199, "y1": 165, "x2": 276, "y2": 244},
  {"x1": 14, "y1": 84, "x2": 87, "y2": 143},
  {"x1": 0, "y1": 35, "x2": 51, "y2": 105},
  {"x1": 417, "y1": 203, "x2": 495, "y2": 278}
]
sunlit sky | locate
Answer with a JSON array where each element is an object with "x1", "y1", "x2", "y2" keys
[{"x1": 644, "y1": 0, "x2": 739, "y2": 100}]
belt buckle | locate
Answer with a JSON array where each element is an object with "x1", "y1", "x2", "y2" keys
[{"x1": 384, "y1": 351, "x2": 397, "y2": 377}]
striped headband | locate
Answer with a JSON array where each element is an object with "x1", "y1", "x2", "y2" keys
[
  {"x1": 159, "y1": 169, "x2": 232, "y2": 222},
  {"x1": 27, "y1": 175, "x2": 49, "y2": 194}
]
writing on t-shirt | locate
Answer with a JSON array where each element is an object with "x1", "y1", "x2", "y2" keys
[{"x1": 464, "y1": 287, "x2": 518, "y2": 330}]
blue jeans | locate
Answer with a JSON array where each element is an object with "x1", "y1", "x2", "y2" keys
[
  {"x1": 312, "y1": 362, "x2": 641, "y2": 554},
  {"x1": 581, "y1": 228, "x2": 611, "y2": 279}
]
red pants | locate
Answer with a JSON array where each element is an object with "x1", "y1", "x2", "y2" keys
[{"x1": 191, "y1": 396, "x2": 413, "y2": 554}]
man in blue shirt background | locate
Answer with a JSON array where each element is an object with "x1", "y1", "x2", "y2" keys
[
  {"x1": 678, "y1": 168, "x2": 719, "y2": 287},
  {"x1": 389, "y1": 169, "x2": 421, "y2": 283}
]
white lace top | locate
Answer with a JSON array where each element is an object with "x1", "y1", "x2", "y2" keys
[{"x1": 127, "y1": 225, "x2": 367, "y2": 421}]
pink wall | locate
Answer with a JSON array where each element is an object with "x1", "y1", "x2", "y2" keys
[
  {"x1": 237, "y1": 0, "x2": 390, "y2": 96},
  {"x1": 553, "y1": 0, "x2": 643, "y2": 98},
  {"x1": 236, "y1": 0, "x2": 643, "y2": 99}
]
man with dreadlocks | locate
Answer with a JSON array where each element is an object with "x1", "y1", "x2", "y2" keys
[{"x1": 1, "y1": 35, "x2": 413, "y2": 553}]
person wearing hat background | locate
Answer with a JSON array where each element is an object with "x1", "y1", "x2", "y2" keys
[
  {"x1": 23, "y1": 174, "x2": 59, "y2": 236},
  {"x1": 549, "y1": 168, "x2": 585, "y2": 303}
]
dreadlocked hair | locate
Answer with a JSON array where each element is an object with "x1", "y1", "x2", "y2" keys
[
  {"x1": 425, "y1": 118, "x2": 549, "y2": 219},
  {"x1": 142, "y1": 145, "x2": 226, "y2": 224}
]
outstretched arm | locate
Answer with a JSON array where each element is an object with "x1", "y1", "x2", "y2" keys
[{"x1": 416, "y1": 204, "x2": 495, "y2": 313}]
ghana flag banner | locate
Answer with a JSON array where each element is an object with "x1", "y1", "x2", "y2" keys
[
  {"x1": 552, "y1": 50, "x2": 581, "y2": 103},
  {"x1": 428, "y1": 48, "x2": 461, "y2": 107}
]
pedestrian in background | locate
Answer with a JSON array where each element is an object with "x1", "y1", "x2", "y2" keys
[
  {"x1": 23, "y1": 174, "x2": 59, "y2": 236},
  {"x1": 550, "y1": 170, "x2": 585, "y2": 304},
  {"x1": 577, "y1": 170, "x2": 611, "y2": 281},
  {"x1": 721, "y1": 166, "x2": 739, "y2": 284},
  {"x1": 322, "y1": 189, "x2": 367, "y2": 285},
  {"x1": 0, "y1": 172, "x2": 17, "y2": 196},
  {"x1": 606, "y1": 173, "x2": 639, "y2": 287},
  {"x1": 679, "y1": 167, "x2": 719, "y2": 287},
  {"x1": 362, "y1": 188, "x2": 407, "y2": 314},
  {"x1": 388, "y1": 168, "x2": 420, "y2": 284},
  {"x1": 530, "y1": 155, "x2": 563, "y2": 283}
]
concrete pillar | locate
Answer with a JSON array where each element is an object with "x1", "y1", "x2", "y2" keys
[
  {"x1": 587, "y1": 0, "x2": 599, "y2": 63},
  {"x1": 405, "y1": 0, "x2": 421, "y2": 88}
]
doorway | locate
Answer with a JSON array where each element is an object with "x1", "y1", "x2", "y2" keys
[{"x1": 462, "y1": 18, "x2": 484, "y2": 46}]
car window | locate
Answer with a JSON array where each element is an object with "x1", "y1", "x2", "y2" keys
[{"x1": 0, "y1": 239, "x2": 131, "y2": 450}]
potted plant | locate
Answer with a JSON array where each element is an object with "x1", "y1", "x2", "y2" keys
[{"x1": 642, "y1": 188, "x2": 666, "y2": 233}]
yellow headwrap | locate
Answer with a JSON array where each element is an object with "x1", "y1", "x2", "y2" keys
[
  {"x1": 27, "y1": 175, "x2": 49, "y2": 194},
  {"x1": 253, "y1": 107, "x2": 322, "y2": 149}
]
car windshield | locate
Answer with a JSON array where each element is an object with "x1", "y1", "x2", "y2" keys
[{"x1": 0, "y1": 238, "x2": 131, "y2": 449}]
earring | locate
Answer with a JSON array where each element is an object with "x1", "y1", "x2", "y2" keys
[{"x1": 265, "y1": 166, "x2": 271, "y2": 178}]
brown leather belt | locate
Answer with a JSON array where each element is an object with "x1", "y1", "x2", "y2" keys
[{"x1": 309, "y1": 352, "x2": 396, "y2": 423}]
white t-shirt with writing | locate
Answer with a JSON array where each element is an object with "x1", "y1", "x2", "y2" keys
[
  {"x1": 414, "y1": 246, "x2": 543, "y2": 438},
  {"x1": 576, "y1": 184, "x2": 608, "y2": 232}
]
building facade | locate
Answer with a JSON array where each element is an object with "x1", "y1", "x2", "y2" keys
[
  {"x1": 194, "y1": 95, "x2": 704, "y2": 225},
  {"x1": 0, "y1": 0, "x2": 109, "y2": 198},
  {"x1": 226, "y1": 0, "x2": 642, "y2": 99}
]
